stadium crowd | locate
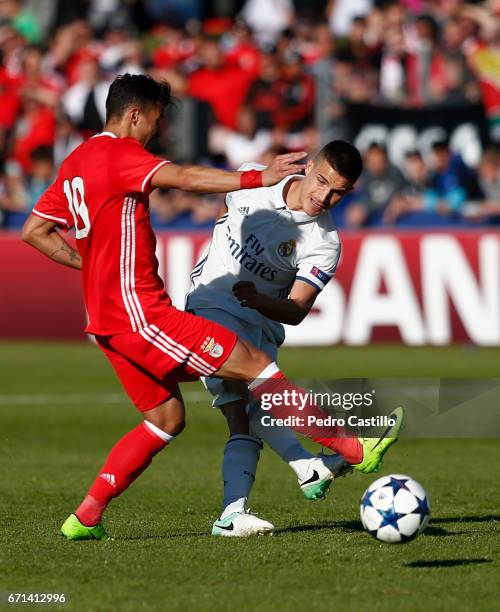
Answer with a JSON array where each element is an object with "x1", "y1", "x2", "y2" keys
[{"x1": 0, "y1": 0, "x2": 499, "y2": 230}]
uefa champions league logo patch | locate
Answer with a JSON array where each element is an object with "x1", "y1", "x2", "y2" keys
[
  {"x1": 201, "y1": 336, "x2": 224, "y2": 358},
  {"x1": 278, "y1": 240, "x2": 296, "y2": 257},
  {"x1": 311, "y1": 266, "x2": 330, "y2": 284}
]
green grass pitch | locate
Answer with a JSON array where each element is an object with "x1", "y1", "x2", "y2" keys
[{"x1": 0, "y1": 342, "x2": 499, "y2": 611}]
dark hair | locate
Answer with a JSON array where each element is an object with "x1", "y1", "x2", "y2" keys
[
  {"x1": 315, "y1": 140, "x2": 363, "y2": 183},
  {"x1": 105, "y1": 73, "x2": 172, "y2": 122},
  {"x1": 405, "y1": 149, "x2": 422, "y2": 159},
  {"x1": 432, "y1": 139, "x2": 450, "y2": 152},
  {"x1": 31, "y1": 145, "x2": 54, "y2": 163},
  {"x1": 367, "y1": 141, "x2": 387, "y2": 154}
]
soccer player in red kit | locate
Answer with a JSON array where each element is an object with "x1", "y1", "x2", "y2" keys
[{"x1": 22, "y1": 74, "x2": 402, "y2": 540}]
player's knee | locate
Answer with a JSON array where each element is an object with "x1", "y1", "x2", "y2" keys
[
  {"x1": 168, "y1": 413, "x2": 186, "y2": 436},
  {"x1": 251, "y1": 346, "x2": 272, "y2": 374}
]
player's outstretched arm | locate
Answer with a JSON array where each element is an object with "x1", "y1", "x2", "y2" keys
[
  {"x1": 150, "y1": 152, "x2": 306, "y2": 193},
  {"x1": 21, "y1": 214, "x2": 82, "y2": 270},
  {"x1": 232, "y1": 280, "x2": 318, "y2": 326}
]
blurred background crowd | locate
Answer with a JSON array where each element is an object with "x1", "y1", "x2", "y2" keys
[{"x1": 0, "y1": 0, "x2": 499, "y2": 230}]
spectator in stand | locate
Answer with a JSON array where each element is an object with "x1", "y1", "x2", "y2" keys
[
  {"x1": 461, "y1": 1, "x2": 500, "y2": 143},
  {"x1": 0, "y1": 22, "x2": 27, "y2": 76},
  {"x1": 53, "y1": 111, "x2": 83, "y2": 169},
  {"x1": 379, "y1": 26, "x2": 410, "y2": 105},
  {"x1": 18, "y1": 44, "x2": 64, "y2": 108},
  {"x1": 476, "y1": 148, "x2": 500, "y2": 217},
  {"x1": 48, "y1": 20, "x2": 101, "y2": 86},
  {"x1": 12, "y1": 90, "x2": 55, "y2": 174},
  {"x1": 424, "y1": 139, "x2": 476, "y2": 215},
  {"x1": 167, "y1": 35, "x2": 255, "y2": 130},
  {"x1": 22, "y1": 0, "x2": 57, "y2": 41},
  {"x1": 336, "y1": 16, "x2": 379, "y2": 71},
  {"x1": 240, "y1": 0, "x2": 293, "y2": 47},
  {"x1": 222, "y1": 20, "x2": 261, "y2": 79},
  {"x1": 99, "y1": 27, "x2": 146, "y2": 77},
  {"x1": 326, "y1": 0, "x2": 374, "y2": 38},
  {"x1": 151, "y1": 23, "x2": 196, "y2": 71},
  {"x1": 3, "y1": 144, "x2": 54, "y2": 228},
  {"x1": 0, "y1": 0, "x2": 41, "y2": 44},
  {"x1": 473, "y1": 149, "x2": 500, "y2": 225},
  {"x1": 440, "y1": 55, "x2": 480, "y2": 105},
  {"x1": 407, "y1": 14, "x2": 447, "y2": 106},
  {"x1": 86, "y1": 0, "x2": 132, "y2": 36},
  {"x1": 442, "y1": 15, "x2": 468, "y2": 60},
  {"x1": 209, "y1": 106, "x2": 273, "y2": 170},
  {"x1": 346, "y1": 142, "x2": 405, "y2": 227},
  {"x1": 273, "y1": 48, "x2": 315, "y2": 135},
  {"x1": 62, "y1": 53, "x2": 110, "y2": 135},
  {"x1": 0, "y1": 44, "x2": 22, "y2": 135},
  {"x1": 149, "y1": 189, "x2": 221, "y2": 229},
  {"x1": 384, "y1": 150, "x2": 429, "y2": 224},
  {"x1": 245, "y1": 51, "x2": 282, "y2": 130}
]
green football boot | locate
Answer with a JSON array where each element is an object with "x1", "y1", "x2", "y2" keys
[
  {"x1": 354, "y1": 407, "x2": 405, "y2": 474},
  {"x1": 60, "y1": 514, "x2": 112, "y2": 541}
]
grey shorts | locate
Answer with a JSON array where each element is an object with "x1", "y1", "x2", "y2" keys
[{"x1": 191, "y1": 307, "x2": 278, "y2": 407}]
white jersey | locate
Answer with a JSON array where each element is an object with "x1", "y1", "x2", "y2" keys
[{"x1": 185, "y1": 164, "x2": 341, "y2": 345}]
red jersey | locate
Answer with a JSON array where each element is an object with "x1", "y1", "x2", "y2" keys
[{"x1": 32, "y1": 132, "x2": 171, "y2": 335}]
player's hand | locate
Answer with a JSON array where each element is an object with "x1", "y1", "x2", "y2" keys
[
  {"x1": 232, "y1": 281, "x2": 262, "y2": 309},
  {"x1": 262, "y1": 152, "x2": 307, "y2": 187}
]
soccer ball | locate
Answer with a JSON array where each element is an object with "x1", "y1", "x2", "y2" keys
[{"x1": 360, "y1": 474, "x2": 430, "y2": 543}]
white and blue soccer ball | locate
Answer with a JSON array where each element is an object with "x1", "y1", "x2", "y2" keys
[{"x1": 360, "y1": 474, "x2": 430, "y2": 543}]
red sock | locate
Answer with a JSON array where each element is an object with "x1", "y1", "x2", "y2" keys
[
  {"x1": 250, "y1": 371, "x2": 363, "y2": 464},
  {"x1": 75, "y1": 422, "x2": 168, "y2": 526}
]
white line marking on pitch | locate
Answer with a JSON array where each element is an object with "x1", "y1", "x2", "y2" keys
[{"x1": 0, "y1": 391, "x2": 210, "y2": 406}]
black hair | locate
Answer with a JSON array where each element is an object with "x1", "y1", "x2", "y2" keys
[
  {"x1": 406, "y1": 149, "x2": 423, "y2": 159},
  {"x1": 105, "y1": 73, "x2": 172, "y2": 123},
  {"x1": 367, "y1": 141, "x2": 387, "y2": 153},
  {"x1": 315, "y1": 140, "x2": 363, "y2": 183},
  {"x1": 432, "y1": 139, "x2": 450, "y2": 151},
  {"x1": 31, "y1": 145, "x2": 54, "y2": 163}
]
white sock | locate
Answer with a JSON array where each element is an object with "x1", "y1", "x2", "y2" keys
[
  {"x1": 220, "y1": 434, "x2": 262, "y2": 519},
  {"x1": 144, "y1": 420, "x2": 176, "y2": 442},
  {"x1": 248, "y1": 362, "x2": 280, "y2": 390},
  {"x1": 248, "y1": 402, "x2": 314, "y2": 481}
]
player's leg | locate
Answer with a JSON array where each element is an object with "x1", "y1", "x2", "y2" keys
[
  {"x1": 244, "y1": 335, "x2": 347, "y2": 499},
  {"x1": 193, "y1": 309, "x2": 346, "y2": 500},
  {"x1": 246, "y1": 398, "x2": 349, "y2": 499},
  {"x1": 61, "y1": 340, "x2": 185, "y2": 541},
  {"x1": 216, "y1": 338, "x2": 403, "y2": 473},
  {"x1": 142, "y1": 306, "x2": 401, "y2": 475},
  {"x1": 210, "y1": 398, "x2": 273, "y2": 537}
]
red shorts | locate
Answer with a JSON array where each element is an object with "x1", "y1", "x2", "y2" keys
[{"x1": 95, "y1": 307, "x2": 238, "y2": 412}]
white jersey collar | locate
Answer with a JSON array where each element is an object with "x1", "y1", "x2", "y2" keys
[
  {"x1": 92, "y1": 131, "x2": 118, "y2": 139},
  {"x1": 274, "y1": 174, "x2": 317, "y2": 222}
]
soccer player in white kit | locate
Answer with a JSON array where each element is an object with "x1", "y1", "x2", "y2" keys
[{"x1": 186, "y1": 141, "x2": 363, "y2": 536}]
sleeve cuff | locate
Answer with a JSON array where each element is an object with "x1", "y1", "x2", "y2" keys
[
  {"x1": 32, "y1": 209, "x2": 69, "y2": 227},
  {"x1": 141, "y1": 160, "x2": 169, "y2": 193},
  {"x1": 295, "y1": 275, "x2": 323, "y2": 292}
]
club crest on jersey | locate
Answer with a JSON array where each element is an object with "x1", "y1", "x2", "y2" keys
[
  {"x1": 238, "y1": 206, "x2": 250, "y2": 217},
  {"x1": 278, "y1": 240, "x2": 296, "y2": 257},
  {"x1": 201, "y1": 336, "x2": 224, "y2": 358}
]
